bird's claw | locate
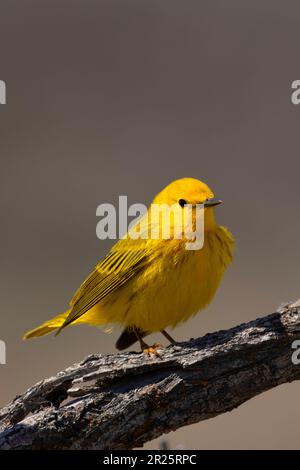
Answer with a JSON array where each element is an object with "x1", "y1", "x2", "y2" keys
[{"x1": 142, "y1": 343, "x2": 163, "y2": 357}]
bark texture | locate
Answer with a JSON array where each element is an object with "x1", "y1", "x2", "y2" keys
[{"x1": 1, "y1": 299, "x2": 300, "y2": 450}]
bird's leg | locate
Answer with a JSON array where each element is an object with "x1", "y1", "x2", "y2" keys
[
  {"x1": 161, "y1": 329, "x2": 176, "y2": 344},
  {"x1": 133, "y1": 327, "x2": 162, "y2": 357}
]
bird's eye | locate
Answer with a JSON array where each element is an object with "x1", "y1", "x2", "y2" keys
[{"x1": 178, "y1": 198, "x2": 187, "y2": 208}]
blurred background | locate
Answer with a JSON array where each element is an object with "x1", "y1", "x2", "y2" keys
[{"x1": 0, "y1": 0, "x2": 300, "y2": 449}]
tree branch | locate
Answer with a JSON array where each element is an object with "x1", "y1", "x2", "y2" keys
[{"x1": 1, "y1": 299, "x2": 300, "y2": 450}]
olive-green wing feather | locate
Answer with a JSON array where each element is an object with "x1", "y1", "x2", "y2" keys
[{"x1": 56, "y1": 245, "x2": 151, "y2": 333}]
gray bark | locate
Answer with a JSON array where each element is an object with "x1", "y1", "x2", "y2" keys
[{"x1": 1, "y1": 299, "x2": 300, "y2": 450}]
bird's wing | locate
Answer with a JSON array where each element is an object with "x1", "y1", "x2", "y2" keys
[{"x1": 57, "y1": 243, "x2": 151, "y2": 332}]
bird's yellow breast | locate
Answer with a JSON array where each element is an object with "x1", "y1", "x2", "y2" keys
[{"x1": 96, "y1": 225, "x2": 234, "y2": 332}]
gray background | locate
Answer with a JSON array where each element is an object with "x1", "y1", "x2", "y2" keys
[{"x1": 0, "y1": 0, "x2": 300, "y2": 449}]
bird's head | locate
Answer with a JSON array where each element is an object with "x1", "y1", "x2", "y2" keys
[{"x1": 152, "y1": 177, "x2": 222, "y2": 232}]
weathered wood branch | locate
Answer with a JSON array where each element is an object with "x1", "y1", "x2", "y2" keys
[{"x1": 1, "y1": 300, "x2": 300, "y2": 450}]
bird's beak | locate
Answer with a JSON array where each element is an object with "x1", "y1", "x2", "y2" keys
[{"x1": 204, "y1": 197, "x2": 223, "y2": 207}]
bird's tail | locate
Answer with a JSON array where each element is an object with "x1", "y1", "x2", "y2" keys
[{"x1": 23, "y1": 309, "x2": 71, "y2": 339}]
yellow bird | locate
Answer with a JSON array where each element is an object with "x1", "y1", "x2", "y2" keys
[{"x1": 23, "y1": 178, "x2": 234, "y2": 354}]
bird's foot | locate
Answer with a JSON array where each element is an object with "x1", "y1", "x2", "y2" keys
[{"x1": 141, "y1": 343, "x2": 163, "y2": 357}]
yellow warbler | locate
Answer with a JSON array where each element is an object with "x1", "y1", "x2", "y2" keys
[{"x1": 23, "y1": 178, "x2": 234, "y2": 354}]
